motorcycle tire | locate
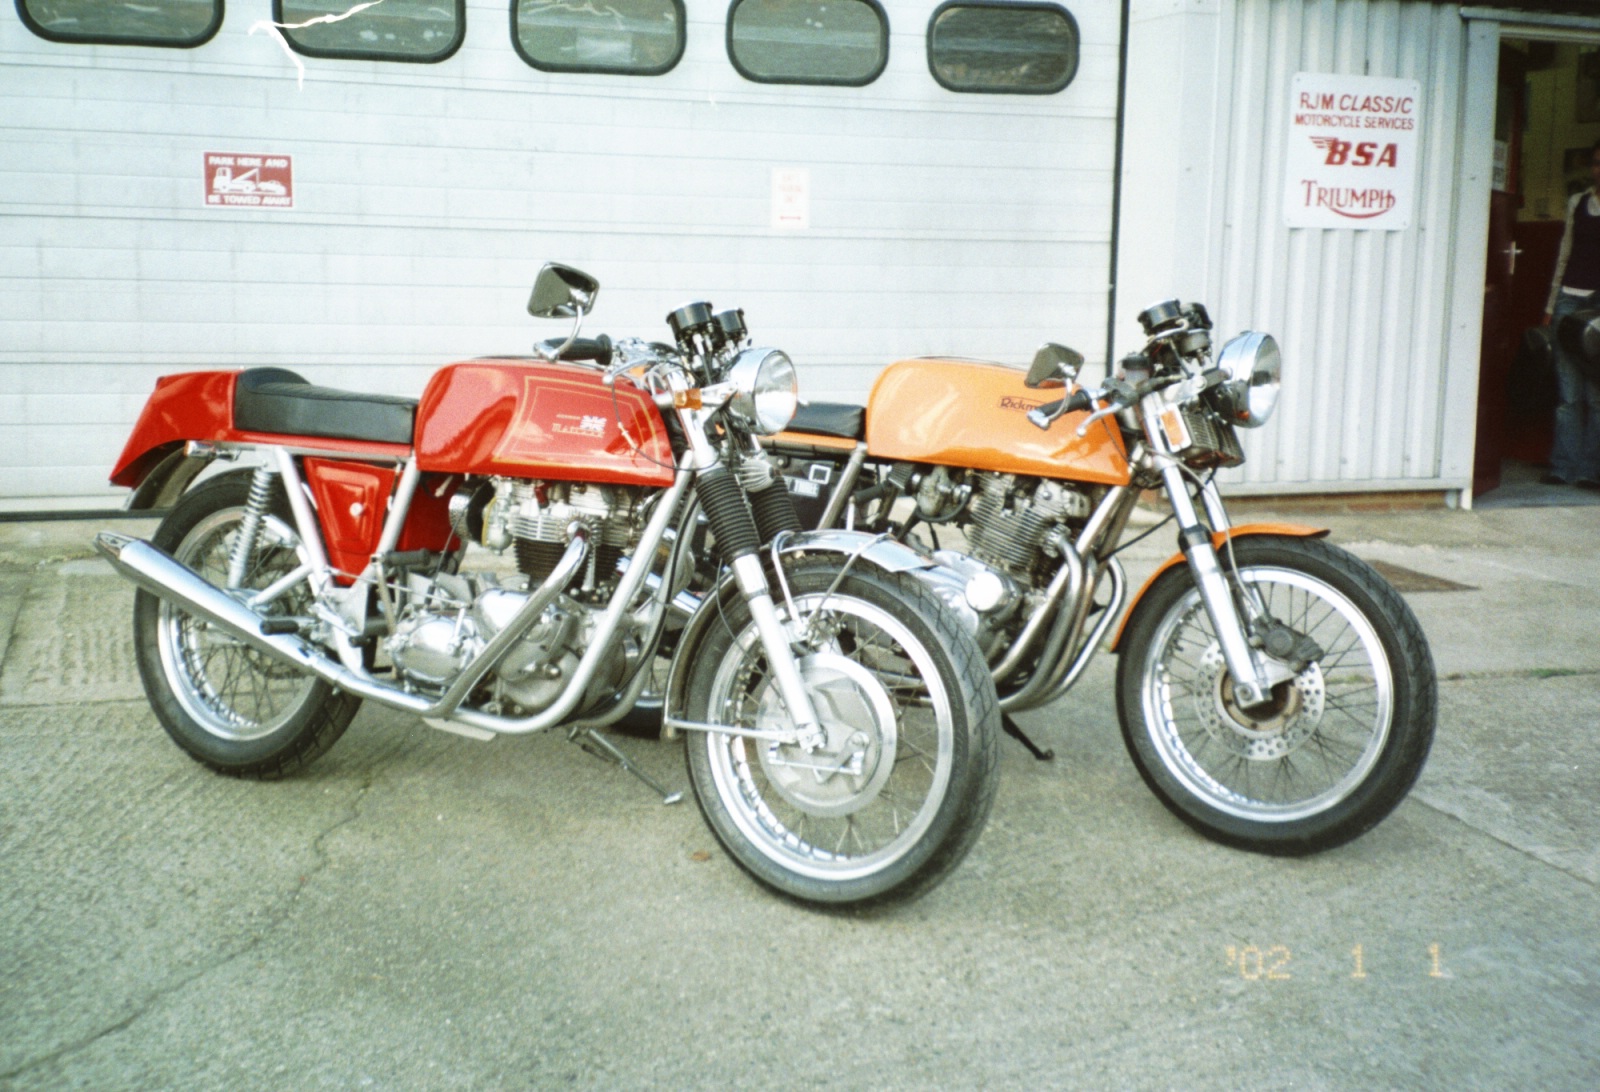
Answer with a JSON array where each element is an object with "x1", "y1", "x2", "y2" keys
[
  {"x1": 682, "y1": 561, "x2": 1000, "y2": 908},
  {"x1": 1116, "y1": 535, "x2": 1435, "y2": 855},
  {"x1": 133, "y1": 470, "x2": 361, "y2": 779}
]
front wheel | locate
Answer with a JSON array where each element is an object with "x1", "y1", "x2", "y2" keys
[
  {"x1": 682, "y1": 562, "x2": 1000, "y2": 907},
  {"x1": 1116, "y1": 536, "x2": 1435, "y2": 854}
]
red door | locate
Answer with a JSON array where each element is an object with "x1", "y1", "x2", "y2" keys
[{"x1": 1474, "y1": 43, "x2": 1564, "y2": 496}]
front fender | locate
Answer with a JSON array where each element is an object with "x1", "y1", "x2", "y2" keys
[
  {"x1": 662, "y1": 530, "x2": 943, "y2": 738},
  {"x1": 1110, "y1": 524, "x2": 1330, "y2": 652}
]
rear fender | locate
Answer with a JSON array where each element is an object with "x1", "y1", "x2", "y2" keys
[
  {"x1": 124, "y1": 447, "x2": 215, "y2": 511},
  {"x1": 1110, "y1": 524, "x2": 1331, "y2": 652},
  {"x1": 662, "y1": 529, "x2": 939, "y2": 738},
  {"x1": 110, "y1": 371, "x2": 238, "y2": 493}
]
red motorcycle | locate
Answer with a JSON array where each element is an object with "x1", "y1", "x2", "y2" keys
[{"x1": 96, "y1": 264, "x2": 1000, "y2": 908}]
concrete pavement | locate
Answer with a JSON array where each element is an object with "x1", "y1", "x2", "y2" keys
[{"x1": 0, "y1": 502, "x2": 1596, "y2": 1089}]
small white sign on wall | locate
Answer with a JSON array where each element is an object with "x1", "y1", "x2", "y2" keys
[
  {"x1": 772, "y1": 168, "x2": 810, "y2": 230},
  {"x1": 1284, "y1": 73, "x2": 1420, "y2": 230}
]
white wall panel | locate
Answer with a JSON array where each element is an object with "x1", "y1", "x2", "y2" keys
[
  {"x1": 1120, "y1": 0, "x2": 1475, "y2": 495},
  {"x1": 1, "y1": 0, "x2": 1122, "y2": 509}
]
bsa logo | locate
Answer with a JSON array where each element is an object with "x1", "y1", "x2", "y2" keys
[
  {"x1": 999, "y1": 396, "x2": 1044, "y2": 413},
  {"x1": 552, "y1": 413, "x2": 608, "y2": 438},
  {"x1": 1309, "y1": 137, "x2": 1399, "y2": 168}
]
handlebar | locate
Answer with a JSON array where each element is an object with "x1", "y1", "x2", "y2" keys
[
  {"x1": 536, "y1": 334, "x2": 614, "y2": 368},
  {"x1": 1025, "y1": 389, "x2": 1094, "y2": 430},
  {"x1": 1026, "y1": 374, "x2": 1176, "y2": 435}
]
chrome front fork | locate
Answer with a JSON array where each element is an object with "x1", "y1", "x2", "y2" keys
[
  {"x1": 678, "y1": 398, "x2": 823, "y2": 742},
  {"x1": 1155, "y1": 461, "x2": 1277, "y2": 708}
]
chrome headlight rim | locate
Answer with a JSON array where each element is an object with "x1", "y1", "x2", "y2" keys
[
  {"x1": 726, "y1": 347, "x2": 799, "y2": 435},
  {"x1": 1211, "y1": 331, "x2": 1281, "y2": 429}
]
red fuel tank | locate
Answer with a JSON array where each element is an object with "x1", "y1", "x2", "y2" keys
[{"x1": 414, "y1": 358, "x2": 676, "y2": 487}]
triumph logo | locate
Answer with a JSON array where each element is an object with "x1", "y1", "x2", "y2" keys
[{"x1": 1298, "y1": 181, "x2": 1398, "y2": 220}]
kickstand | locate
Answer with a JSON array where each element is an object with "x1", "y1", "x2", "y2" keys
[
  {"x1": 574, "y1": 728, "x2": 684, "y2": 805},
  {"x1": 1002, "y1": 714, "x2": 1055, "y2": 762}
]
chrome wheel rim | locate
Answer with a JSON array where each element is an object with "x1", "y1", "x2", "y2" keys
[
  {"x1": 1139, "y1": 565, "x2": 1393, "y2": 823},
  {"x1": 156, "y1": 509, "x2": 317, "y2": 742},
  {"x1": 704, "y1": 593, "x2": 954, "y2": 882}
]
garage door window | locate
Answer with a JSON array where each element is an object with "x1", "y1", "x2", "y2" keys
[
  {"x1": 17, "y1": 0, "x2": 222, "y2": 46},
  {"x1": 515, "y1": 0, "x2": 685, "y2": 75},
  {"x1": 274, "y1": 0, "x2": 465, "y2": 63},
  {"x1": 728, "y1": 0, "x2": 888, "y2": 87},
  {"x1": 927, "y1": 1, "x2": 1078, "y2": 94}
]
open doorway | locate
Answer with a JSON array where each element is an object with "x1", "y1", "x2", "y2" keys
[{"x1": 1474, "y1": 34, "x2": 1600, "y2": 508}]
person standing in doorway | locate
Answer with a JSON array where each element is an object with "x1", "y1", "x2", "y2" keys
[{"x1": 1542, "y1": 139, "x2": 1600, "y2": 489}]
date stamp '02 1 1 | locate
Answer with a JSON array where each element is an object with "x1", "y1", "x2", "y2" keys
[{"x1": 1224, "y1": 944, "x2": 1451, "y2": 981}]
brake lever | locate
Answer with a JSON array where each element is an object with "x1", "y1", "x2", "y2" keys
[
  {"x1": 1074, "y1": 404, "x2": 1120, "y2": 437},
  {"x1": 1073, "y1": 377, "x2": 1138, "y2": 436}
]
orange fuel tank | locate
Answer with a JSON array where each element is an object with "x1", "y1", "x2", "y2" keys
[
  {"x1": 415, "y1": 358, "x2": 676, "y2": 487},
  {"x1": 865, "y1": 358, "x2": 1130, "y2": 486}
]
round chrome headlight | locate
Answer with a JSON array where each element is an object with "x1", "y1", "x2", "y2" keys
[
  {"x1": 1210, "y1": 331, "x2": 1281, "y2": 428},
  {"x1": 726, "y1": 348, "x2": 799, "y2": 435}
]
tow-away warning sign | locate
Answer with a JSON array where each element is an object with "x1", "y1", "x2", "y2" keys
[{"x1": 204, "y1": 152, "x2": 294, "y2": 209}]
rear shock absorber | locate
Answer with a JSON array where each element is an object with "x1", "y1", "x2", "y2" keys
[{"x1": 227, "y1": 464, "x2": 279, "y2": 590}]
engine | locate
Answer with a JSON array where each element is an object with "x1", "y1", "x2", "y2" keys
[
  {"x1": 385, "y1": 477, "x2": 651, "y2": 714},
  {"x1": 917, "y1": 467, "x2": 1090, "y2": 586},
  {"x1": 479, "y1": 478, "x2": 648, "y2": 603}
]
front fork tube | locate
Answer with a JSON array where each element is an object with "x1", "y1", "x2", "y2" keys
[
  {"x1": 730, "y1": 554, "x2": 824, "y2": 743},
  {"x1": 1157, "y1": 462, "x2": 1274, "y2": 707},
  {"x1": 678, "y1": 401, "x2": 823, "y2": 742}
]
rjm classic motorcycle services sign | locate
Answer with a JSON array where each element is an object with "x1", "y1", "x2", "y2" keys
[{"x1": 1284, "y1": 73, "x2": 1420, "y2": 231}]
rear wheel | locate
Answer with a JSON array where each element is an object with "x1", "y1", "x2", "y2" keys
[
  {"x1": 682, "y1": 562, "x2": 1000, "y2": 907},
  {"x1": 1116, "y1": 536, "x2": 1435, "y2": 854},
  {"x1": 133, "y1": 471, "x2": 360, "y2": 779}
]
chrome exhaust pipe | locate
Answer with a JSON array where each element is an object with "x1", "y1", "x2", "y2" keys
[
  {"x1": 93, "y1": 530, "x2": 589, "y2": 720},
  {"x1": 95, "y1": 530, "x2": 435, "y2": 713}
]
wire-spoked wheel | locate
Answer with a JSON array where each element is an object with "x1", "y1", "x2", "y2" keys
[
  {"x1": 133, "y1": 471, "x2": 360, "y2": 778},
  {"x1": 683, "y1": 562, "x2": 999, "y2": 907},
  {"x1": 1116, "y1": 536, "x2": 1435, "y2": 854}
]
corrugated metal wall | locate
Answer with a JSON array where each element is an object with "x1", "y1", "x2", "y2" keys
[
  {"x1": 1, "y1": 0, "x2": 1122, "y2": 509},
  {"x1": 1119, "y1": 0, "x2": 1479, "y2": 495}
]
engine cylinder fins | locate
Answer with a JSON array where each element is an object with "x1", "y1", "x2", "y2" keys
[
  {"x1": 517, "y1": 539, "x2": 624, "y2": 592},
  {"x1": 964, "y1": 474, "x2": 1090, "y2": 580}
]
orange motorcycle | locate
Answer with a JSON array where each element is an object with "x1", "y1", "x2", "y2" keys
[{"x1": 763, "y1": 300, "x2": 1436, "y2": 853}]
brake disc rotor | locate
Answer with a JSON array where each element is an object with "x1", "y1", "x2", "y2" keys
[
  {"x1": 1190, "y1": 642, "x2": 1326, "y2": 760},
  {"x1": 754, "y1": 652, "x2": 898, "y2": 818}
]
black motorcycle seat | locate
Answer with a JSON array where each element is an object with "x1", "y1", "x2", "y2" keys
[
  {"x1": 788, "y1": 401, "x2": 865, "y2": 441},
  {"x1": 233, "y1": 368, "x2": 417, "y2": 446}
]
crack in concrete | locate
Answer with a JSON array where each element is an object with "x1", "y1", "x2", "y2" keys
[
  {"x1": 1409, "y1": 794, "x2": 1598, "y2": 890},
  {"x1": 0, "y1": 698, "x2": 162, "y2": 714},
  {"x1": 1439, "y1": 667, "x2": 1600, "y2": 682},
  {"x1": 0, "y1": 773, "x2": 377, "y2": 1084}
]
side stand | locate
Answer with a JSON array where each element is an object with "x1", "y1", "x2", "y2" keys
[
  {"x1": 573, "y1": 728, "x2": 684, "y2": 805},
  {"x1": 1002, "y1": 714, "x2": 1055, "y2": 761}
]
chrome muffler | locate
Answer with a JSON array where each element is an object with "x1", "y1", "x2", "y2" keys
[{"x1": 92, "y1": 530, "x2": 587, "y2": 721}]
